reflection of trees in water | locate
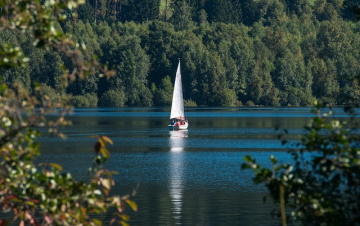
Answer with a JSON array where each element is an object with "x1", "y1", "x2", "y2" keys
[{"x1": 169, "y1": 130, "x2": 187, "y2": 224}]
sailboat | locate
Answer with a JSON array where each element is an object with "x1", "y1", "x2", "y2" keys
[{"x1": 168, "y1": 60, "x2": 189, "y2": 130}]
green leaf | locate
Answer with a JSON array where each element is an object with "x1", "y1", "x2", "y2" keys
[
  {"x1": 241, "y1": 163, "x2": 251, "y2": 170},
  {"x1": 49, "y1": 163, "x2": 63, "y2": 171},
  {"x1": 120, "y1": 221, "x2": 130, "y2": 226},
  {"x1": 243, "y1": 155, "x2": 253, "y2": 162},
  {"x1": 0, "y1": 83, "x2": 7, "y2": 93},
  {"x1": 100, "y1": 147, "x2": 110, "y2": 159},
  {"x1": 101, "y1": 136, "x2": 113, "y2": 145},
  {"x1": 39, "y1": 163, "x2": 63, "y2": 171},
  {"x1": 120, "y1": 214, "x2": 130, "y2": 221},
  {"x1": 25, "y1": 201, "x2": 37, "y2": 207},
  {"x1": 270, "y1": 155, "x2": 278, "y2": 165},
  {"x1": 125, "y1": 199, "x2": 138, "y2": 212},
  {"x1": 92, "y1": 218, "x2": 102, "y2": 226}
]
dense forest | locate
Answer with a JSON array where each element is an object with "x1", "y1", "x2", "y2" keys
[{"x1": 1, "y1": 0, "x2": 360, "y2": 107}]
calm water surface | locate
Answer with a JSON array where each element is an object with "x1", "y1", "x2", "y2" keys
[{"x1": 38, "y1": 107, "x2": 353, "y2": 225}]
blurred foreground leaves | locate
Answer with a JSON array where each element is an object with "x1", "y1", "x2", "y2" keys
[{"x1": 0, "y1": 0, "x2": 134, "y2": 225}]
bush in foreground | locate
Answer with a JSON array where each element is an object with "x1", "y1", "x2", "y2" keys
[
  {"x1": 0, "y1": 0, "x2": 136, "y2": 225},
  {"x1": 242, "y1": 103, "x2": 360, "y2": 225}
]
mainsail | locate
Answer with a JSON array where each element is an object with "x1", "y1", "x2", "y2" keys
[{"x1": 170, "y1": 61, "x2": 185, "y2": 119}]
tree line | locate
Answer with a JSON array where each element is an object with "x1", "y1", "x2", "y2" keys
[{"x1": 1, "y1": 0, "x2": 360, "y2": 107}]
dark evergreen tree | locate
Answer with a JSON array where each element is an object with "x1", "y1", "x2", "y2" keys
[
  {"x1": 285, "y1": 0, "x2": 312, "y2": 16},
  {"x1": 77, "y1": 2, "x2": 95, "y2": 23},
  {"x1": 204, "y1": 0, "x2": 234, "y2": 23},
  {"x1": 143, "y1": 21, "x2": 177, "y2": 85},
  {"x1": 310, "y1": 58, "x2": 339, "y2": 105},
  {"x1": 230, "y1": 0, "x2": 243, "y2": 24},
  {"x1": 122, "y1": 0, "x2": 160, "y2": 22},
  {"x1": 152, "y1": 75, "x2": 173, "y2": 106},
  {"x1": 314, "y1": 0, "x2": 341, "y2": 21},
  {"x1": 2, "y1": 0, "x2": 360, "y2": 107},
  {"x1": 342, "y1": 0, "x2": 360, "y2": 21},
  {"x1": 241, "y1": 0, "x2": 259, "y2": 26},
  {"x1": 171, "y1": 0, "x2": 195, "y2": 30}
]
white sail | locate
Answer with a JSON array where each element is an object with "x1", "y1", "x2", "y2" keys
[{"x1": 170, "y1": 61, "x2": 185, "y2": 119}]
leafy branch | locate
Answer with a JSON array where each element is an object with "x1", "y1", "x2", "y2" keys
[
  {"x1": 242, "y1": 103, "x2": 360, "y2": 225},
  {"x1": 0, "y1": 0, "x2": 135, "y2": 225}
]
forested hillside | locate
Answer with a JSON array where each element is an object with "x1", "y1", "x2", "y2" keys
[{"x1": 1, "y1": 0, "x2": 360, "y2": 107}]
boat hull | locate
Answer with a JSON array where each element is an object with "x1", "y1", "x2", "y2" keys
[{"x1": 168, "y1": 122, "x2": 189, "y2": 130}]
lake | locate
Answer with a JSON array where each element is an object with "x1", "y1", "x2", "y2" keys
[{"x1": 38, "y1": 107, "x2": 352, "y2": 225}]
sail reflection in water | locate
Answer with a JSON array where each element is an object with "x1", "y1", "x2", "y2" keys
[{"x1": 169, "y1": 130, "x2": 188, "y2": 224}]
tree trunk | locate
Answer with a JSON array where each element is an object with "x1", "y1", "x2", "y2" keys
[
  {"x1": 164, "y1": 0, "x2": 168, "y2": 21},
  {"x1": 94, "y1": 0, "x2": 98, "y2": 24},
  {"x1": 119, "y1": 0, "x2": 122, "y2": 21},
  {"x1": 114, "y1": 0, "x2": 117, "y2": 20}
]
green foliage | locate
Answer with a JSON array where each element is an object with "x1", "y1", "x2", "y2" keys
[
  {"x1": 342, "y1": 0, "x2": 360, "y2": 21},
  {"x1": 36, "y1": 84, "x2": 69, "y2": 108},
  {"x1": 115, "y1": 35, "x2": 152, "y2": 106},
  {"x1": 72, "y1": 93, "x2": 98, "y2": 107},
  {"x1": 213, "y1": 88, "x2": 237, "y2": 107},
  {"x1": 77, "y1": 2, "x2": 96, "y2": 23},
  {"x1": 171, "y1": 0, "x2": 195, "y2": 30},
  {"x1": 98, "y1": 29, "x2": 152, "y2": 106},
  {"x1": 99, "y1": 89, "x2": 126, "y2": 107},
  {"x1": 121, "y1": 0, "x2": 160, "y2": 22},
  {"x1": 29, "y1": 50, "x2": 64, "y2": 89},
  {"x1": 0, "y1": 82, "x2": 137, "y2": 225},
  {"x1": 160, "y1": 0, "x2": 174, "y2": 20},
  {"x1": 242, "y1": 103, "x2": 360, "y2": 225},
  {"x1": 310, "y1": 58, "x2": 340, "y2": 105},
  {"x1": 63, "y1": 21, "x2": 102, "y2": 57},
  {"x1": 204, "y1": 0, "x2": 242, "y2": 24},
  {"x1": 143, "y1": 20, "x2": 177, "y2": 85},
  {"x1": 184, "y1": 99, "x2": 197, "y2": 107},
  {"x1": 0, "y1": 1, "x2": 135, "y2": 225},
  {"x1": 245, "y1": 100, "x2": 256, "y2": 106},
  {"x1": 2, "y1": 0, "x2": 360, "y2": 107},
  {"x1": 68, "y1": 75, "x2": 99, "y2": 96},
  {"x1": 153, "y1": 76, "x2": 173, "y2": 106},
  {"x1": 0, "y1": 130, "x2": 134, "y2": 225}
]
